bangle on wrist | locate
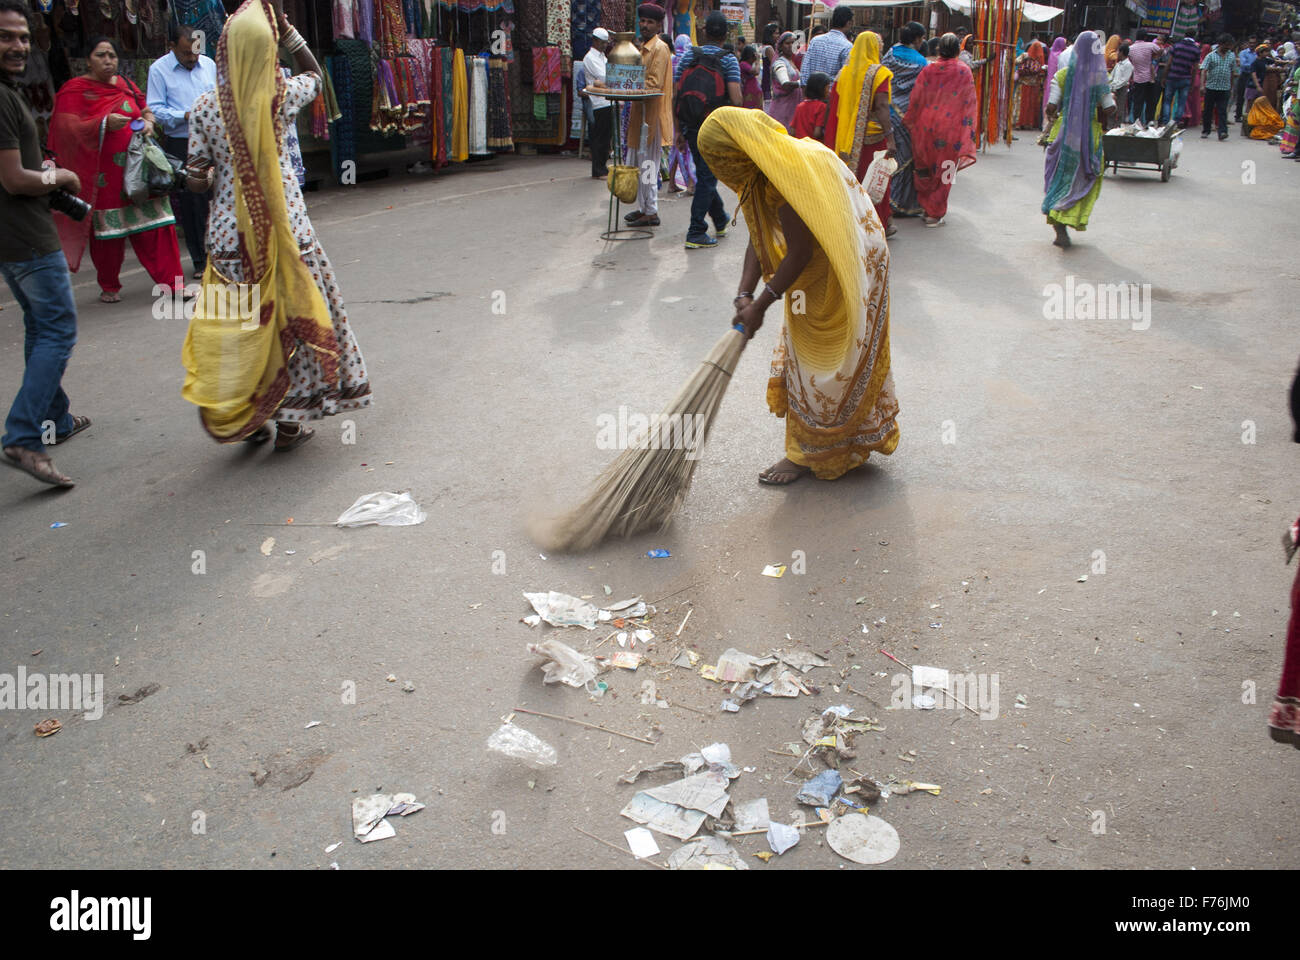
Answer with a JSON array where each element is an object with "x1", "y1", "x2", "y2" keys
[{"x1": 734, "y1": 291, "x2": 753, "y2": 301}]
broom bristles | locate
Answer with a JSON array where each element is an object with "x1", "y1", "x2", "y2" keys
[{"x1": 534, "y1": 328, "x2": 747, "y2": 552}]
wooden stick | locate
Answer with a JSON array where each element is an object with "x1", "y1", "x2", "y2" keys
[
  {"x1": 648, "y1": 582, "x2": 700, "y2": 605},
  {"x1": 573, "y1": 827, "x2": 667, "y2": 869},
  {"x1": 676, "y1": 608, "x2": 693, "y2": 637},
  {"x1": 725, "y1": 821, "x2": 831, "y2": 838},
  {"x1": 665, "y1": 699, "x2": 709, "y2": 716},
  {"x1": 513, "y1": 706, "x2": 656, "y2": 745}
]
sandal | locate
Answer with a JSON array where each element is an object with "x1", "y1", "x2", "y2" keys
[
  {"x1": 54, "y1": 414, "x2": 91, "y2": 444},
  {"x1": 99, "y1": 291, "x2": 121, "y2": 303},
  {"x1": 3, "y1": 445, "x2": 75, "y2": 487},
  {"x1": 273, "y1": 424, "x2": 314, "y2": 452},
  {"x1": 243, "y1": 424, "x2": 273, "y2": 445}
]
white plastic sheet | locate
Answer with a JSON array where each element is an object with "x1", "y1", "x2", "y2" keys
[{"x1": 335, "y1": 491, "x2": 426, "y2": 527}]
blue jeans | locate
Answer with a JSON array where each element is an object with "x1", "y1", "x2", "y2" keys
[
  {"x1": 685, "y1": 126, "x2": 727, "y2": 241},
  {"x1": 1, "y1": 249, "x2": 78, "y2": 453},
  {"x1": 1160, "y1": 77, "x2": 1191, "y2": 124}
]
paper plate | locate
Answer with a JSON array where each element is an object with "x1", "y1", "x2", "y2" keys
[{"x1": 827, "y1": 814, "x2": 900, "y2": 865}]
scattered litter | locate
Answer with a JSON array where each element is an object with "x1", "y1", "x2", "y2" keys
[
  {"x1": 605, "y1": 597, "x2": 645, "y2": 612},
  {"x1": 619, "y1": 756, "x2": 703, "y2": 784},
  {"x1": 667, "y1": 836, "x2": 748, "y2": 870},
  {"x1": 635, "y1": 628, "x2": 655, "y2": 645},
  {"x1": 761, "y1": 564, "x2": 786, "y2": 578},
  {"x1": 640, "y1": 679, "x2": 658, "y2": 705},
  {"x1": 304, "y1": 721, "x2": 322, "y2": 729},
  {"x1": 1014, "y1": 694, "x2": 1028, "y2": 708},
  {"x1": 823, "y1": 704, "x2": 855, "y2": 719},
  {"x1": 826, "y1": 813, "x2": 900, "y2": 864},
  {"x1": 647, "y1": 549, "x2": 671, "y2": 559},
  {"x1": 593, "y1": 680, "x2": 609, "y2": 696},
  {"x1": 34, "y1": 718, "x2": 61, "y2": 737},
  {"x1": 325, "y1": 842, "x2": 341, "y2": 853},
  {"x1": 670, "y1": 649, "x2": 701, "y2": 669},
  {"x1": 754, "y1": 851, "x2": 775, "y2": 862},
  {"x1": 721, "y1": 699, "x2": 741, "y2": 712},
  {"x1": 259, "y1": 537, "x2": 275, "y2": 555},
  {"x1": 912, "y1": 693, "x2": 936, "y2": 710},
  {"x1": 780, "y1": 651, "x2": 828, "y2": 673},
  {"x1": 734, "y1": 798, "x2": 770, "y2": 831},
  {"x1": 624, "y1": 827, "x2": 661, "y2": 859},
  {"x1": 622, "y1": 771, "x2": 731, "y2": 840},
  {"x1": 335, "y1": 491, "x2": 426, "y2": 527},
  {"x1": 486, "y1": 723, "x2": 558, "y2": 766},
  {"x1": 523, "y1": 591, "x2": 600, "y2": 629},
  {"x1": 385, "y1": 674, "x2": 397, "y2": 683},
  {"x1": 527, "y1": 639, "x2": 601, "y2": 687},
  {"x1": 911, "y1": 665, "x2": 949, "y2": 689},
  {"x1": 401, "y1": 680, "x2": 415, "y2": 693},
  {"x1": 603, "y1": 585, "x2": 612, "y2": 596},
  {"x1": 1077, "y1": 574, "x2": 1088, "y2": 583},
  {"x1": 796, "y1": 770, "x2": 843, "y2": 807},
  {"x1": 767, "y1": 822, "x2": 800, "y2": 855},
  {"x1": 716, "y1": 648, "x2": 761, "y2": 683},
  {"x1": 890, "y1": 780, "x2": 941, "y2": 796},
  {"x1": 929, "y1": 622, "x2": 942, "y2": 629},
  {"x1": 49, "y1": 522, "x2": 69, "y2": 529},
  {"x1": 352, "y1": 792, "x2": 425, "y2": 842},
  {"x1": 701, "y1": 743, "x2": 731, "y2": 765},
  {"x1": 285, "y1": 549, "x2": 296, "y2": 556},
  {"x1": 843, "y1": 775, "x2": 882, "y2": 803}
]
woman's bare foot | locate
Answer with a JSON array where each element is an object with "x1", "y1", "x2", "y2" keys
[
  {"x1": 99, "y1": 291, "x2": 121, "y2": 303},
  {"x1": 1052, "y1": 223, "x2": 1071, "y2": 248},
  {"x1": 758, "y1": 457, "x2": 810, "y2": 485}
]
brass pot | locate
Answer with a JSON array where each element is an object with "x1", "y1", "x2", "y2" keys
[
  {"x1": 607, "y1": 32, "x2": 641, "y2": 66},
  {"x1": 606, "y1": 31, "x2": 646, "y2": 90}
]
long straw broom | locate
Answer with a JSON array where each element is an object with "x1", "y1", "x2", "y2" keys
[{"x1": 534, "y1": 325, "x2": 749, "y2": 552}]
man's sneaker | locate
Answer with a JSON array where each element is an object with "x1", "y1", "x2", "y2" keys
[
  {"x1": 1218, "y1": 133, "x2": 1229, "y2": 140},
  {"x1": 715, "y1": 221, "x2": 729, "y2": 238},
  {"x1": 685, "y1": 235, "x2": 718, "y2": 249}
]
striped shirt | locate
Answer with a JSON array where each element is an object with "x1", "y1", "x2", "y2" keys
[
  {"x1": 1127, "y1": 40, "x2": 1160, "y2": 83},
  {"x1": 1167, "y1": 37, "x2": 1200, "y2": 80},
  {"x1": 1201, "y1": 49, "x2": 1238, "y2": 90},
  {"x1": 800, "y1": 30, "x2": 852, "y2": 86}
]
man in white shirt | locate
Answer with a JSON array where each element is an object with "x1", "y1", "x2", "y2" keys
[
  {"x1": 580, "y1": 27, "x2": 612, "y2": 179},
  {"x1": 147, "y1": 24, "x2": 215, "y2": 278},
  {"x1": 1109, "y1": 42, "x2": 1133, "y2": 122}
]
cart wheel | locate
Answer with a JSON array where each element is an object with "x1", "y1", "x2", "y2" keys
[{"x1": 1161, "y1": 159, "x2": 1171, "y2": 182}]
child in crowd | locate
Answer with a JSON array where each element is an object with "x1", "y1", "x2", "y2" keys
[
  {"x1": 791, "y1": 71, "x2": 832, "y2": 140},
  {"x1": 740, "y1": 45, "x2": 764, "y2": 108}
]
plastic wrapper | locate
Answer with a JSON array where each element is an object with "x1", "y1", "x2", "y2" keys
[
  {"x1": 527, "y1": 639, "x2": 601, "y2": 687},
  {"x1": 487, "y1": 723, "x2": 558, "y2": 766},
  {"x1": 335, "y1": 491, "x2": 426, "y2": 527},
  {"x1": 523, "y1": 591, "x2": 600, "y2": 629}
]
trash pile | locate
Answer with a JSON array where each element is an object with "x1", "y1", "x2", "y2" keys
[
  {"x1": 351, "y1": 792, "x2": 425, "y2": 843},
  {"x1": 1105, "y1": 121, "x2": 1174, "y2": 138},
  {"x1": 692, "y1": 647, "x2": 829, "y2": 713}
]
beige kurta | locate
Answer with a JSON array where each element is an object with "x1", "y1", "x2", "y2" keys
[{"x1": 627, "y1": 34, "x2": 673, "y2": 149}]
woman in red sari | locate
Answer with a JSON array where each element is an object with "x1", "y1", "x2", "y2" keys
[
  {"x1": 47, "y1": 37, "x2": 183, "y2": 303},
  {"x1": 905, "y1": 34, "x2": 977, "y2": 227},
  {"x1": 1013, "y1": 39, "x2": 1046, "y2": 129}
]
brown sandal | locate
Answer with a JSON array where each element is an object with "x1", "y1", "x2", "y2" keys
[
  {"x1": 273, "y1": 424, "x2": 315, "y2": 452},
  {"x1": 3, "y1": 446, "x2": 75, "y2": 487},
  {"x1": 54, "y1": 414, "x2": 91, "y2": 444}
]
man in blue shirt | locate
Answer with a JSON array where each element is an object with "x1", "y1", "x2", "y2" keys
[
  {"x1": 1160, "y1": 34, "x2": 1200, "y2": 125},
  {"x1": 800, "y1": 5, "x2": 853, "y2": 86},
  {"x1": 674, "y1": 11, "x2": 741, "y2": 249},
  {"x1": 1236, "y1": 36, "x2": 1258, "y2": 120},
  {"x1": 148, "y1": 24, "x2": 216, "y2": 279}
]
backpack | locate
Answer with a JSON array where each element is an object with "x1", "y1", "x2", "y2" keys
[{"x1": 675, "y1": 47, "x2": 728, "y2": 129}]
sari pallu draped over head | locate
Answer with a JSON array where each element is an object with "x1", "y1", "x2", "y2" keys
[
  {"x1": 1042, "y1": 30, "x2": 1108, "y2": 218},
  {"x1": 46, "y1": 73, "x2": 151, "y2": 271},
  {"x1": 181, "y1": 0, "x2": 340, "y2": 442},
  {"x1": 698, "y1": 107, "x2": 899, "y2": 479},
  {"x1": 906, "y1": 57, "x2": 977, "y2": 215},
  {"x1": 831, "y1": 31, "x2": 892, "y2": 159}
]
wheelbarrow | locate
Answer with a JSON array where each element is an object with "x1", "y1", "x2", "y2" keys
[{"x1": 1103, "y1": 126, "x2": 1180, "y2": 181}]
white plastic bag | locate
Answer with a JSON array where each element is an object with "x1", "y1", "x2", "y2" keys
[
  {"x1": 487, "y1": 723, "x2": 558, "y2": 766},
  {"x1": 1170, "y1": 135, "x2": 1183, "y2": 168},
  {"x1": 335, "y1": 491, "x2": 426, "y2": 527},
  {"x1": 863, "y1": 153, "x2": 898, "y2": 205},
  {"x1": 527, "y1": 639, "x2": 601, "y2": 687}
]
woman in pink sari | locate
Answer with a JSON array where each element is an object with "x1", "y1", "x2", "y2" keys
[
  {"x1": 1183, "y1": 42, "x2": 1211, "y2": 127},
  {"x1": 905, "y1": 33, "x2": 977, "y2": 226},
  {"x1": 764, "y1": 31, "x2": 802, "y2": 131}
]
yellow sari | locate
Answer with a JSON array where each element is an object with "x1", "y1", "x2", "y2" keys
[
  {"x1": 834, "y1": 31, "x2": 893, "y2": 156},
  {"x1": 699, "y1": 107, "x2": 899, "y2": 479},
  {"x1": 181, "y1": 0, "x2": 338, "y2": 441}
]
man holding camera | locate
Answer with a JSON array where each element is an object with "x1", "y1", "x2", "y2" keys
[
  {"x1": 0, "y1": 0, "x2": 86, "y2": 487},
  {"x1": 148, "y1": 23, "x2": 215, "y2": 280}
]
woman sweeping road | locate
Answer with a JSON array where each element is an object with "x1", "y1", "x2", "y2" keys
[
  {"x1": 180, "y1": 0, "x2": 371, "y2": 448},
  {"x1": 700, "y1": 107, "x2": 899, "y2": 485},
  {"x1": 1042, "y1": 31, "x2": 1115, "y2": 248},
  {"x1": 906, "y1": 34, "x2": 977, "y2": 227}
]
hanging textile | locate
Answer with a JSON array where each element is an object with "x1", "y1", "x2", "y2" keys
[
  {"x1": 403, "y1": 0, "x2": 419, "y2": 34},
  {"x1": 170, "y1": 0, "x2": 228, "y2": 44},
  {"x1": 452, "y1": 48, "x2": 469, "y2": 161},
  {"x1": 487, "y1": 56, "x2": 513, "y2": 149},
  {"x1": 546, "y1": 0, "x2": 572, "y2": 64},
  {"x1": 533, "y1": 45, "x2": 562, "y2": 93},
  {"x1": 600, "y1": 0, "x2": 625, "y2": 32},
  {"x1": 469, "y1": 55, "x2": 489, "y2": 154},
  {"x1": 312, "y1": 65, "x2": 343, "y2": 139},
  {"x1": 357, "y1": 0, "x2": 375, "y2": 45},
  {"x1": 572, "y1": 0, "x2": 600, "y2": 62},
  {"x1": 407, "y1": 38, "x2": 436, "y2": 145},
  {"x1": 334, "y1": 0, "x2": 357, "y2": 38},
  {"x1": 515, "y1": 0, "x2": 546, "y2": 46},
  {"x1": 441, "y1": 47, "x2": 455, "y2": 162},
  {"x1": 376, "y1": 0, "x2": 408, "y2": 57}
]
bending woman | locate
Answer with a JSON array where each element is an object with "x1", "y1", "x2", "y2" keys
[{"x1": 700, "y1": 107, "x2": 899, "y2": 485}]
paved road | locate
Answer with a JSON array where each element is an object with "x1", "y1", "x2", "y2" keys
[{"x1": 2, "y1": 129, "x2": 1296, "y2": 869}]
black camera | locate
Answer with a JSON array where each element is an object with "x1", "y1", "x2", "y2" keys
[{"x1": 48, "y1": 187, "x2": 91, "y2": 221}]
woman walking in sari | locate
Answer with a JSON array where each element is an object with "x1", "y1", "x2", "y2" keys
[
  {"x1": 1013, "y1": 39, "x2": 1046, "y2": 129},
  {"x1": 181, "y1": 0, "x2": 371, "y2": 449},
  {"x1": 824, "y1": 31, "x2": 895, "y2": 236},
  {"x1": 764, "y1": 32, "x2": 801, "y2": 132},
  {"x1": 906, "y1": 34, "x2": 977, "y2": 226},
  {"x1": 699, "y1": 107, "x2": 899, "y2": 485},
  {"x1": 882, "y1": 21, "x2": 928, "y2": 218},
  {"x1": 1280, "y1": 63, "x2": 1300, "y2": 158},
  {"x1": 47, "y1": 36, "x2": 184, "y2": 302},
  {"x1": 1042, "y1": 30, "x2": 1115, "y2": 248}
]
